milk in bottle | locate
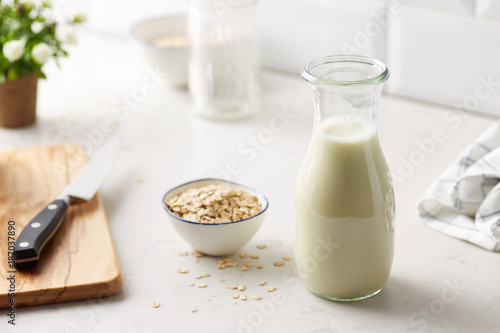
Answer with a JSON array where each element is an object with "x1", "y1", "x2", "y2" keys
[{"x1": 294, "y1": 55, "x2": 395, "y2": 301}]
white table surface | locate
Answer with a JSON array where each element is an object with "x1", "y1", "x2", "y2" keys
[{"x1": 1, "y1": 32, "x2": 499, "y2": 333}]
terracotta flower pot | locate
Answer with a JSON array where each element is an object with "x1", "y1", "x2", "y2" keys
[{"x1": 0, "y1": 74, "x2": 38, "y2": 128}]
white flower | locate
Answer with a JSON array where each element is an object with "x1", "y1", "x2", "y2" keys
[
  {"x1": 32, "y1": 43, "x2": 52, "y2": 65},
  {"x1": 56, "y1": 25, "x2": 77, "y2": 44},
  {"x1": 71, "y1": 9, "x2": 86, "y2": 23},
  {"x1": 31, "y1": 21, "x2": 44, "y2": 34},
  {"x1": 3, "y1": 40, "x2": 25, "y2": 62}
]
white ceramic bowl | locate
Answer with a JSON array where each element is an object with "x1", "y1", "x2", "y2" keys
[
  {"x1": 130, "y1": 15, "x2": 188, "y2": 87},
  {"x1": 162, "y1": 178, "x2": 269, "y2": 256}
]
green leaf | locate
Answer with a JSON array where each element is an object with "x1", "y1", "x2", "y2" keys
[
  {"x1": 7, "y1": 68, "x2": 18, "y2": 81},
  {"x1": 0, "y1": 2, "x2": 81, "y2": 77}
]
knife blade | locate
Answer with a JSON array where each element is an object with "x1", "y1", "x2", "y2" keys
[{"x1": 13, "y1": 137, "x2": 121, "y2": 270}]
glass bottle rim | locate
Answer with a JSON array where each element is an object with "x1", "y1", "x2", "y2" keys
[{"x1": 301, "y1": 55, "x2": 390, "y2": 87}]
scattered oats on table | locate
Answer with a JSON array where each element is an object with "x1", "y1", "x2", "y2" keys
[
  {"x1": 232, "y1": 294, "x2": 239, "y2": 299},
  {"x1": 195, "y1": 273, "x2": 209, "y2": 279},
  {"x1": 238, "y1": 284, "x2": 245, "y2": 291},
  {"x1": 165, "y1": 184, "x2": 262, "y2": 223},
  {"x1": 256, "y1": 244, "x2": 266, "y2": 249},
  {"x1": 177, "y1": 268, "x2": 188, "y2": 274},
  {"x1": 267, "y1": 286, "x2": 276, "y2": 292},
  {"x1": 239, "y1": 253, "x2": 248, "y2": 258},
  {"x1": 282, "y1": 255, "x2": 292, "y2": 261},
  {"x1": 257, "y1": 265, "x2": 263, "y2": 269},
  {"x1": 217, "y1": 257, "x2": 238, "y2": 269},
  {"x1": 250, "y1": 254, "x2": 259, "y2": 259},
  {"x1": 192, "y1": 250, "x2": 205, "y2": 257},
  {"x1": 239, "y1": 294, "x2": 247, "y2": 301},
  {"x1": 178, "y1": 251, "x2": 189, "y2": 256},
  {"x1": 259, "y1": 281, "x2": 267, "y2": 286},
  {"x1": 198, "y1": 283, "x2": 207, "y2": 288},
  {"x1": 252, "y1": 296, "x2": 261, "y2": 300},
  {"x1": 191, "y1": 309, "x2": 198, "y2": 313},
  {"x1": 151, "y1": 302, "x2": 160, "y2": 308},
  {"x1": 274, "y1": 261, "x2": 285, "y2": 267}
]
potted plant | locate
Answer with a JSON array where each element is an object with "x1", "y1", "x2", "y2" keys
[{"x1": 0, "y1": 0, "x2": 84, "y2": 128}]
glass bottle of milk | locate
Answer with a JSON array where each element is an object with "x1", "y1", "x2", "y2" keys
[{"x1": 294, "y1": 55, "x2": 395, "y2": 302}]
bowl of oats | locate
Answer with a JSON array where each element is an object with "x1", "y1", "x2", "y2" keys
[
  {"x1": 162, "y1": 178, "x2": 269, "y2": 256},
  {"x1": 130, "y1": 15, "x2": 189, "y2": 87}
]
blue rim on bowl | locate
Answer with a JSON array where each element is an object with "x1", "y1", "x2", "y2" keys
[{"x1": 162, "y1": 178, "x2": 269, "y2": 226}]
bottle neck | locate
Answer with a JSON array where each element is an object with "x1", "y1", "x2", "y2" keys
[
  {"x1": 301, "y1": 55, "x2": 389, "y2": 134},
  {"x1": 309, "y1": 84, "x2": 383, "y2": 132}
]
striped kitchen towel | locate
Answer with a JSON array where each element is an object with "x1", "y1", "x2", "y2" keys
[{"x1": 417, "y1": 120, "x2": 500, "y2": 252}]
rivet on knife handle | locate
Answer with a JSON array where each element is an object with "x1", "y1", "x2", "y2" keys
[{"x1": 14, "y1": 199, "x2": 69, "y2": 270}]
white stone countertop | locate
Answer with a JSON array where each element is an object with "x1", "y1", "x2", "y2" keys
[{"x1": 1, "y1": 32, "x2": 499, "y2": 333}]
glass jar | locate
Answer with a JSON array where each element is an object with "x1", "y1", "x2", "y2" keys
[
  {"x1": 188, "y1": 0, "x2": 259, "y2": 120},
  {"x1": 294, "y1": 55, "x2": 395, "y2": 302}
]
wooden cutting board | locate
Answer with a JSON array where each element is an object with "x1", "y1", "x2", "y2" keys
[{"x1": 0, "y1": 143, "x2": 122, "y2": 308}]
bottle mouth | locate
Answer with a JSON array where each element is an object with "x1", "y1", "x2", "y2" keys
[{"x1": 301, "y1": 55, "x2": 390, "y2": 87}]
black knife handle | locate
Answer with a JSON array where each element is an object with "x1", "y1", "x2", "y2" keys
[{"x1": 13, "y1": 199, "x2": 69, "y2": 270}]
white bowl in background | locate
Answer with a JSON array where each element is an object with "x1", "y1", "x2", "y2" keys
[
  {"x1": 162, "y1": 178, "x2": 269, "y2": 256},
  {"x1": 130, "y1": 16, "x2": 188, "y2": 87}
]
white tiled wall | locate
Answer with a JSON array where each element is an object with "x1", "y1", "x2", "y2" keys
[
  {"x1": 387, "y1": 4, "x2": 500, "y2": 117},
  {"x1": 476, "y1": 0, "x2": 500, "y2": 20},
  {"x1": 259, "y1": 0, "x2": 386, "y2": 74},
  {"x1": 85, "y1": 0, "x2": 188, "y2": 36},
  {"x1": 80, "y1": 0, "x2": 500, "y2": 116},
  {"x1": 258, "y1": 0, "x2": 500, "y2": 117},
  {"x1": 398, "y1": 0, "x2": 475, "y2": 15}
]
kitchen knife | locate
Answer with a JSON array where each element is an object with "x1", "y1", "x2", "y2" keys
[{"x1": 13, "y1": 137, "x2": 121, "y2": 270}]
